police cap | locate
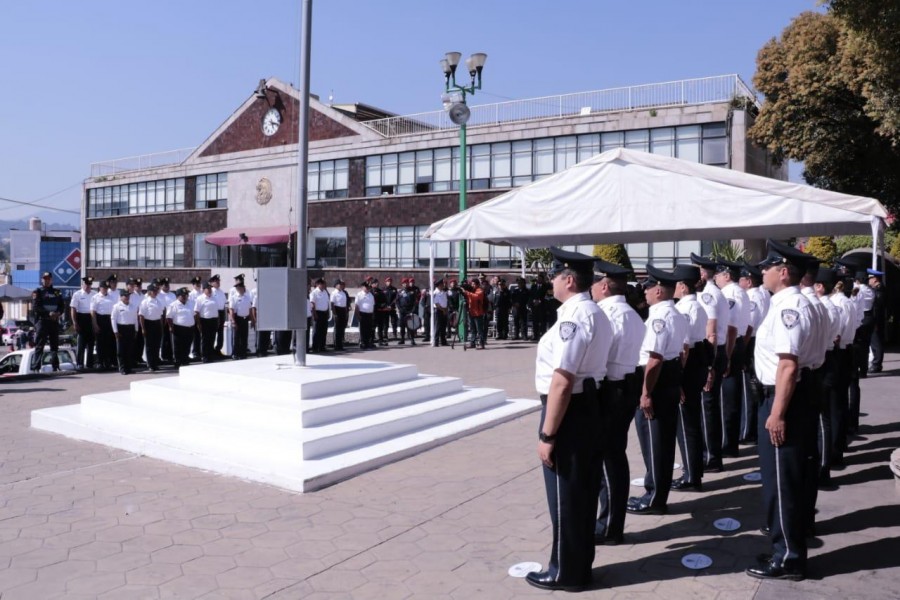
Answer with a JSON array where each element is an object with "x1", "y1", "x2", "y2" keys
[
  {"x1": 118, "y1": 289, "x2": 130, "y2": 296},
  {"x1": 715, "y1": 259, "x2": 742, "y2": 279},
  {"x1": 41, "y1": 271, "x2": 52, "y2": 279},
  {"x1": 672, "y1": 264, "x2": 701, "y2": 284},
  {"x1": 815, "y1": 268, "x2": 836, "y2": 286},
  {"x1": 644, "y1": 264, "x2": 679, "y2": 288},
  {"x1": 757, "y1": 239, "x2": 810, "y2": 271},
  {"x1": 546, "y1": 247, "x2": 594, "y2": 279},
  {"x1": 690, "y1": 252, "x2": 718, "y2": 270},
  {"x1": 82, "y1": 276, "x2": 94, "y2": 284},
  {"x1": 592, "y1": 258, "x2": 632, "y2": 282},
  {"x1": 191, "y1": 276, "x2": 202, "y2": 285}
]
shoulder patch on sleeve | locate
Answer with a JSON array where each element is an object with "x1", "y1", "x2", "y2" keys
[
  {"x1": 701, "y1": 293, "x2": 713, "y2": 305},
  {"x1": 559, "y1": 321, "x2": 577, "y2": 341},
  {"x1": 652, "y1": 319, "x2": 666, "y2": 334},
  {"x1": 750, "y1": 302, "x2": 758, "y2": 312},
  {"x1": 781, "y1": 308, "x2": 800, "y2": 329}
]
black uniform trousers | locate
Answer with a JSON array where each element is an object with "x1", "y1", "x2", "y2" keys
[
  {"x1": 434, "y1": 309, "x2": 448, "y2": 346},
  {"x1": 539, "y1": 381, "x2": 602, "y2": 586},
  {"x1": 358, "y1": 312, "x2": 375, "y2": 348},
  {"x1": 274, "y1": 331, "x2": 293, "y2": 355},
  {"x1": 215, "y1": 309, "x2": 226, "y2": 353},
  {"x1": 376, "y1": 311, "x2": 390, "y2": 343},
  {"x1": 399, "y1": 311, "x2": 416, "y2": 343},
  {"x1": 677, "y1": 342, "x2": 708, "y2": 486},
  {"x1": 312, "y1": 310, "x2": 329, "y2": 352},
  {"x1": 30, "y1": 318, "x2": 60, "y2": 371},
  {"x1": 142, "y1": 319, "x2": 163, "y2": 370},
  {"x1": 95, "y1": 315, "x2": 115, "y2": 370},
  {"x1": 256, "y1": 330, "x2": 272, "y2": 356},
  {"x1": 496, "y1": 307, "x2": 510, "y2": 339},
  {"x1": 758, "y1": 380, "x2": 813, "y2": 573},
  {"x1": 849, "y1": 314, "x2": 873, "y2": 432},
  {"x1": 75, "y1": 313, "x2": 95, "y2": 369},
  {"x1": 634, "y1": 358, "x2": 682, "y2": 509},
  {"x1": 830, "y1": 347, "x2": 853, "y2": 465},
  {"x1": 132, "y1": 323, "x2": 145, "y2": 367},
  {"x1": 233, "y1": 315, "x2": 249, "y2": 359},
  {"x1": 160, "y1": 316, "x2": 174, "y2": 363},
  {"x1": 332, "y1": 307, "x2": 348, "y2": 350},
  {"x1": 596, "y1": 370, "x2": 641, "y2": 540},
  {"x1": 116, "y1": 324, "x2": 136, "y2": 374},
  {"x1": 720, "y1": 337, "x2": 745, "y2": 455},
  {"x1": 701, "y1": 344, "x2": 726, "y2": 469},
  {"x1": 199, "y1": 317, "x2": 218, "y2": 362},
  {"x1": 192, "y1": 325, "x2": 202, "y2": 358},
  {"x1": 513, "y1": 304, "x2": 528, "y2": 340},
  {"x1": 740, "y1": 337, "x2": 761, "y2": 444},
  {"x1": 817, "y1": 351, "x2": 838, "y2": 483},
  {"x1": 172, "y1": 324, "x2": 193, "y2": 368}
]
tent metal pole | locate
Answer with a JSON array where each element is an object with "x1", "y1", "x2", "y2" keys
[{"x1": 429, "y1": 242, "x2": 436, "y2": 347}]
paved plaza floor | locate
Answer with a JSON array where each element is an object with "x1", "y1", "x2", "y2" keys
[{"x1": 1, "y1": 341, "x2": 899, "y2": 599}]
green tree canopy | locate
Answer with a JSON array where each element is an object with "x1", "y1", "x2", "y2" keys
[
  {"x1": 804, "y1": 236, "x2": 838, "y2": 266},
  {"x1": 592, "y1": 244, "x2": 632, "y2": 271},
  {"x1": 749, "y1": 11, "x2": 900, "y2": 216}
]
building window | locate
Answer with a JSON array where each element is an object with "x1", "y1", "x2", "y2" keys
[
  {"x1": 308, "y1": 227, "x2": 347, "y2": 267},
  {"x1": 87, "y1": 178, "x2": 184, "y2": 218},
  {"x1": 88, "y1": 235, "x2": 185, "y2": 268},
  {"x1": 308, "y1": 159, "x2": 349, "y2": 200},
  {"x1": 196, "y1": 173, "x2": 228, "y2": 209},
  {"x1": 626, "y1": 240, "x2": 702, "y2": 269},
  {"x1": 365, "y1": 226, "x2": 520, "y2": 269}
]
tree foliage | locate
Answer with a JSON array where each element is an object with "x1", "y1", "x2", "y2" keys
[
  {"x1": 708, "y1": 241, "x2": 747, "y2": 262},
  {"x1": 803, "y1": 236, "x2": 838, "y2": 266},
  {"x1": 524, "y1": 248, "x2": 552, "y2": 273},
  {"x1": 592, "y1": 244, "x2": 632, "y2": 270},
  {"x1": 749, "y1": 11, "x2": 900, "y2": 215}
]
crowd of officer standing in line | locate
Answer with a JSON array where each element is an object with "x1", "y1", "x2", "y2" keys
[{"x1": 525, "y1": 241, "x2": 887, "y2": 592}]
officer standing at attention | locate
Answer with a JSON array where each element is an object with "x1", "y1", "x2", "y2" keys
[
  {"x1": 127, "y1": 278, "x2": 146, "y2": 368},
  {"x1": 814, "y1": 267, "x2": 843, "y2": 486},
  {"x1": 739, "y1": 262, "x2": 769, "y2": 445},
  {"x1": 627, "y1": 265, "x2": 688, "y2": 515},
  {"x1": 309, "y1": 278, "x2": 331, "y2": 353},
  {"x1": 167, "y1": 288, "x2": 196, "y2": 369},
  {"x1": 690, "y1": 253, "x2": 730, "y2": 472},
  {"x1": 138, "y1": 283, "x2": 165, "y2": 372},
  {"x1": 355, "y1": 281, "x2": 376, "y2": 350},
  {"x1": 30, "y1": 272, "x2": 66, "y2": 372},
  {"x1": 747, "y1": 241, "x2": 816, "y2": 581},
  {"x1": 867, "y1": 269, "x2": 886, "y2": 373},
  {"x1": 111, "y1": 289, "x2": 138, "y2": 375},
  {"x1": 158, "y1": 278, "x2": 176, "y2": 364},
  {"x1": 384, "y1": 276, "x2": 399, "y2": 340},
  {"x1": 70, "y1": 276, "x2": 97, "y2": 370},
  {"x1": 715, "y1": 260, "x2": 752, "y2": 458},
  {"x1": 194, "y1": 283, "x2": 220, "y2": 363},
  {"x1": 209, "y1": 275, "x2": 227, "y2": 357},
  {"x1": 188, "y1": 276, "x2": 204, "y2": 358},
  {"x1": 229, "y1": 280, "x2": 253, "y2": 360},
  {"x1": 590, "y1": 258, "x2": 643, "y2": 546},
  {"x1": 672, "y1": 264, "x2": 709, "y2": 492},
  {"x1": 526, "y1": 248, "x2": 611, "y2": 592},
  {"x1": 91, "y1": 281, "x2": 117, "y2": 371},
  {"x1": 828, "y1": 265, "x2": 857, "y2": 467},
  {"x1": 330, "y1": 280, "x2": 349, "y2": 351}
]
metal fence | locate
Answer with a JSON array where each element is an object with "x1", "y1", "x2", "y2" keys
[
  {"x1": 364, "y1": 74, "x2": 758, "y2": 138},
  {"x1": 90, "y1": 147, "x2": 195, "y2": 178}
]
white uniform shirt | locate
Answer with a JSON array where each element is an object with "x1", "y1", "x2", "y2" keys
[
  {"x1": 139, "y1": 296, "x2": 165, "y2": 321},
  {"x1": 535, "y1": 292, "x2": 612, "y2": 395},
  {"x1": 676, "y1": 294, "x2": 709, "y2": 346},
  {"x1": 598, "y1": 295, "x2": 644, "y2": 380},
  {"x1": 211, "y1": 287, "x2": 227, "y2": 311},
  {"x1": 128, "y1": 291, "x2": 143, "y2": 314},
  {"x1": 188, "y1": 286, "x2": 202, "y2": 311},
  {"x1": 432, "y1": 288, "x2": 448, "y2": 309},
  {"x1": 639, "y1": 299, "x2": 689, "y2": 365},
  {"x1": 309, "y1": 287, "x2": 331, "y2": 312},
  {"x1": 854, "y1": 283, "x2": 875, "y2": 313},
  {"x1": 698, "y1": 280, "x2": 730, "y2": 344},
  {"x1": 91, "y1": 292, "x2": 115, "y2": 316},
  {"x1": 801, "y1": 286, "x2": 829, "y2": 369},
  {"x1": 754, "y1": 287, "x2": 815, "y2": 385},
  {"x1": 111, "y1": 300, "x2": 138, "y2": 332},
  {"x1": 830, "y1": 292, "x2": 856, "y2": 349},
  {"x1": 70, "y1": 289, "x2": 96, "y2": 314},
  {"x1": 194, "y1": 294, "x2": 220, "y2": 319},
  {"x1": 818, "y1": 294, "x2": 842, "y2": 349},
  {"x1": 330, "y1": 289, "x2": 347, "y2": 308},
  {"x1": 356, "y1": 291, "x2": 375, "y2": 313},
  {"x1": 168, "y1": 299, "x2": 195, "y2": 327},
  {"x1": 158, "y1": 290, "x2": 176, "y2": 312},
  {"x1": 720, "y1": 282, "x2": 752, "y2": 336},
  {"x1": 231, "y1": 293, "x2": 252, "y2": 318},
  {"x1": 746, "y1": 286, "x2": 770, "y2": 336},
  {"x1": 250, "y1": 288, "x2": 258, "y2": 309}
]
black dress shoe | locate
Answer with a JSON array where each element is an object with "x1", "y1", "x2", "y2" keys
[
  {"x1": 746, "y1": 559, "x2": 805, "y2": 581},
  {"x1": 594, "y1": 533, "x2": 623, "y2": 546},
  {"x1": 705, "y1": 462, "x2": 725, "y2": 473},
  {"x1": 759, "y1": 526, "x2": 770, "y2": 535},
  {"x1": 626, "y1": 501, "x2": 667, "y2": 515},
  {"x1": 670, "y1": 477, "x2": 703, "y2": 492},
  {"x1": 524, "y1": 570, "x2": 587, "y2": 592}
]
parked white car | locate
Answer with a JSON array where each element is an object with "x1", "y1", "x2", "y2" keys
[{"x1": 0, "y1": 348, "x2": 77, "y2": 377}]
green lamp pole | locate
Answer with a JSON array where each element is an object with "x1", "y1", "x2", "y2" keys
[{"x1": 440, "y1": 51, "x2": 487, "y2": 286}]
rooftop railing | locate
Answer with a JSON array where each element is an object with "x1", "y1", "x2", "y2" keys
[
  {"x1": 90, "y1": 147, "x2": 195, "y2": 179},
  {"x1": 363, "y1": 74, "x2": 758, "y2": 138}
]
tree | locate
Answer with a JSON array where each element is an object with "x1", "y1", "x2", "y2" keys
[
  {"x1": 708, "y1": 241, "x2": 746, "y2": 262},
  {"x1": 524, "y1": 248, "x2": 552, "y2": 273},
  {"x1": 803, "y1": 236, "x2": 838, "y2": 266},
  {"x1": 890, "y1": 235, "x2": 900, "y2": 260},
  {"x1": 749, "y1": 12, "x2": 900, "y2": 216},
  {"x1": 592, "y1": 244, "x2": 632, "y2": 271}
]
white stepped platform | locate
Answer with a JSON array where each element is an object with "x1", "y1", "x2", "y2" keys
[{"x1": 30, "y1": 355, "x2": 540, "y2": 492}]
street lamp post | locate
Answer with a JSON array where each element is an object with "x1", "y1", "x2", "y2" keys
[{"x1": 440, "y1": 51, "x2": 486, "y2": 287}]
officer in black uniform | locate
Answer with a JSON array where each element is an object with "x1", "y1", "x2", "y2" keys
[
  {"x1": 747, "y1": 241, "x2": 816, "y2": 581},
  {"x1": 530, "y1": 272, "x2": 551, "y2": 339},
  {"x1": 868, "y1": 268, "x2": 886, "y2": 373},
  {"x1": 30, "y1": 272, "x2": 66, "y2": 372},
  {"x1": 493, "y1": 279, "x2": 512, "y2": 339},
  {"x1": 526, "y1": 248, "x2": 612, "y2": 592}
]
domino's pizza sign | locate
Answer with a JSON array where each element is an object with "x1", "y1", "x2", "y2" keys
[{"x1": 53, "y1": 248, "x2": 81, "y2": 283}]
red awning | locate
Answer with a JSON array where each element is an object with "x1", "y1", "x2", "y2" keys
[{"x1": 204, "y1": 226, "x2": 297, "y2": 247}]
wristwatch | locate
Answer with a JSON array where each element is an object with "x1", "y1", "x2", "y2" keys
[{"x1": 539, "y1": 431, "x2": 556, "y2": 443}]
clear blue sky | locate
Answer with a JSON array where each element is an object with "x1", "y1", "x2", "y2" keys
[{"x1": 0, "y1": 0, "x2": 821, "y2": 226}]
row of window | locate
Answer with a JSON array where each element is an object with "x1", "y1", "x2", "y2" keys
[
  {"x1": 196, "y1": 173, "x2": 228, "y2": 209},
  {"x1": 308, "y1": 159, "x2": 350, "y2": 200},
  {"x1": 87, "y1": 236, "x2": 185, "y2": 268},
  {"x1": 363, "y1": 226, "x2": 520, "y2": 269},
  {"x1": 87, "y1": 178, "x2": 186, "y2": 218}
]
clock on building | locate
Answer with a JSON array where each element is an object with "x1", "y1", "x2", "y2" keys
[{"x1": 261, "y1": 108, "x2": 282, "y2": 136}]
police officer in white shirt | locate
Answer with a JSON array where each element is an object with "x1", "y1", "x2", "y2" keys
[
  {"x1": 309, "y1": 278, "x2": 331, "y2": 353},
  {"x1": 194, "y1": 283, "x2": 220, "y2": 363},
  {"x1": 590, "y1": 259, "x2": 643, "y2": 545},
  {"x1": 127, "y1": 278, "x2": 146, "y2": 367},
  {"x1": 715, "y1": 259, "x2": 753, "y2": 457},
  {"x1": 157, "y1": 278, "x2": 176, "y2": 364},
  {"x1": 627, "y1": 265, "x2": 689, "y2": 516},
  {"x1": 691, "y1": 253, "x2": 730, "y2": 472},
  {"x1": 91, "y1": 281, "x2": 117, "y2": 371},
  {"x1": 526, "y1": 248, "x2": 611, "y2": 592},
  {"x1": 188, "y1": 276, "x2": 203, "y2": 358},
  {"x1": 111, "y1": 289, "x2": 138, "y2": 375},
  {"x1": 814, "y1": 267, "x2": 843, "y2": 485},
  {"x1": 739, "y1": 262, "x2": 769, "y2": 444},
  {"x1": 431, "y1": 279, "x2": 449, "y2": 347},
  {"x1": 747, "y1": 241, "x2": 817, "y2": 582},
  {"x1": 330, "y1": 280, "x2": 349, "y2": 351},
  {"x1": 828, "y1": 265, "x2": 857, "y2": 467},
  {"x1": 70, "y1": 276, "x2": 96, "y2": 369},
  {"x1": 672, "y1": 264, "x2": 709, "y2": 492},
  {"x1": 355, "y1": 282, "x2": 376, "y2": 350},
  {"x1": 167, "y1": 288, "x2": 196, "y2": 369},
  {"x1": 139, "y1": 283, "x2": 166, "y2": 371},
  {"x1": 209, "y1": 275, "x2": 227, "y2": 355},
  {"x1": 229, "y1": 280, "x2": 253, "y2": 359}
]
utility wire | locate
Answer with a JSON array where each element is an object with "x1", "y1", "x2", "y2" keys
[{"x1": 0, "y1": 192, "x2": 81, "y2": 216}]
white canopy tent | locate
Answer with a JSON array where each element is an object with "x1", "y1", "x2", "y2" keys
[{"x1": 422, "y1": 148, "x2": 889, "y2": 343}]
